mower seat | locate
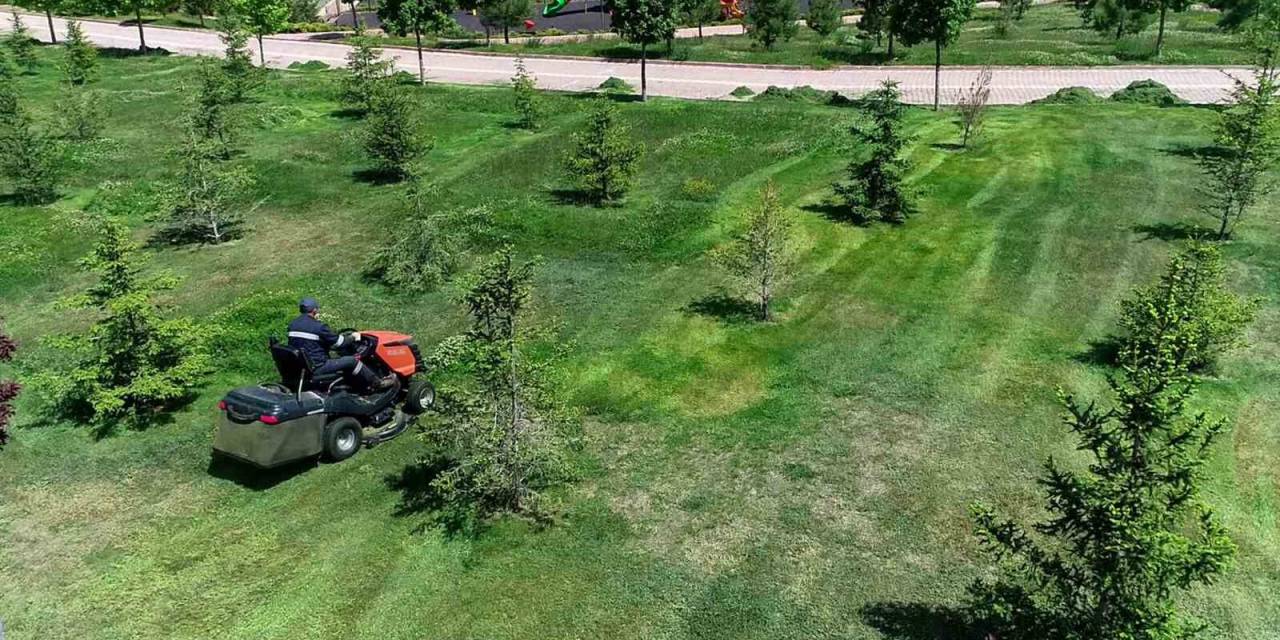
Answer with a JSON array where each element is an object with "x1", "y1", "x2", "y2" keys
[{"x1": 268, "y1": 337, "x2": 342, "y2": 393}]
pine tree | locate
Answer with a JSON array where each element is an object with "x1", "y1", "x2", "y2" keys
[
  {"x1": 419, "y1": 247, "x2": 575, "y2": 533},
  {"x1": 61, "y1": 19, "x2": 99, "y2": 86},
  {"x1": 969, "y1": 245, "x2": 1250, "y2": 640},
  {"x1": 34, "y1": 208, "x2": 210, "y2": 432},
  {"x1": 747, "y1": 0, "x2": 799, "y2": 48},
  {"x1": 364, "y1": 178, "x2": 462, "y2": 291},
  {"x1": 564, "y1": 100, "x2": 642, "y2": 203},
  {"x1": 0, "y1": 55, "x2": 19, "y2": 126},
  {"x1": 1198, "y1": 57, "x2": 1278, "y2": 240},
  {"x1": 833, "y1": 80, "x2": 916, "y2": 224},
  {"x1": 0, "y1": 110, "x2": 62, "y2": 204},
  {"x1": 187, "y1": 60, "x2": 238, "y2": 157},
  {"x1": 363, "y1": 84, "x2": 430, "y2": 180},
  {"x1": 5, "y1": 12, "x2": 38, "y2": 74},
  {"x1": 0, "y1": 318, "x2": 18, "y2": 451},
  {"x1": 806, "y1": 0, "x2": 843, "y2": 36},
  {"x1": 341, "y1": 26, "x2": 395, "y2": 114},
  {"x1": 219, "y1": 13, "x2": 261, "y2": 103},
  {"x1": 712, "y1": 180, "x2": 797, "y2": 321},
  {"x1": 511, "y1": 57, "x2": 539, "y2": 130}
]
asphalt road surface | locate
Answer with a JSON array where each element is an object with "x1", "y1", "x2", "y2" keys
[{"x1": 6, "y1": 13, "x2": 1250, "y2": 104}]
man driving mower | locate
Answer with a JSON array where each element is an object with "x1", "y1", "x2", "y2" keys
[{"x1": 288, "y1": 297, "x2": 395, "y2": 391}]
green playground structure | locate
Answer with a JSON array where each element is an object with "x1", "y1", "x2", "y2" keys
[{"x1": 542, "y1": 0, "x2": 569, "y2": 16}]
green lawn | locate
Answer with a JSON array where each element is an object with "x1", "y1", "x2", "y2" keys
[
  {"x1": 1, "y1": 51, "x2": 1278, "y2": 640},
  {"x1": 399, "y1": 4, "x2": 1252, "y2": 67}
]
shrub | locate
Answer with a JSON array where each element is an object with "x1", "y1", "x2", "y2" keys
[
  {"x1": 342, "y1": 33, "x2": 394, "y2": 114},
  {"x1": 806, "y1": 0, "x2": 843, "y2": 36},
  {"x1": 1109, "y1": 79, "x2": 1187, "y2": 106},
  {"x1": 0, "y1": 318, "x2": 17, "y2": 450},
  {"x1": 1031, "y1": 86, "x2": 1103, "y2": 105},
  {"x1": 287, "y1": 59, "x2": 331, "y2": 71},
  {"x1": 511, "y1": 57, "x2": 539, "y2": 130},
  {"x1": 62, "y1": 89, "x2": 105, "y2": 141},
  {"x1": 754, "y1": 84, "x2": 851, "y2": 105},
  {"x1": 730, "y1": 85, "x2": 755, "y2": 98},
  {"x1": 680, "y1": 177, "x2": 717, "y2": 201}
]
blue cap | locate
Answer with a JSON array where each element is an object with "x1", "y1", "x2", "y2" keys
[{"x1": 299, "y1": 297, "x2": 320, "y2": 313}]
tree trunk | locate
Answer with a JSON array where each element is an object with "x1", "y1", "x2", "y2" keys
[
  {"x1": 415, "y1": 27, "x2": 425, "y2": 83},
  {"x1": 136, "y1": 7, "x2": 147, "y2": 51},
  {"x1": 349, "y1": 2, "x2": 359, "y2": 28},
  {"x1": 258, "y1": 33, "x2": 266, "y2": 65},
  {"x1": 640, "y1": 42, "x2": 648, "y2": 101},
  {"x1": 504, "y1": 25, "x2": 511, "y2": 43},
  {"x1": 485, "y1": 26, "x2": 491, "y2": 45},
  {"x1": 1217, "y1": 210, "x2": 1231, "y2": 240},
  {"x1": 698, "y1": 22, "x2": 703, "y2": 39},
  {"x1": 1155, "y1": 2, "x2": 1167, "y2": 57},
  {"x1": 199, "y1": 13, "x2": 206, "y2": 27},
  {"x1": 46, "y1": 10, "x2": 57, "y2": 43},
  {"x1": 887, "y1": 30, "x2": 894, "y2": 58},
  {"x1": 933, "y1": 39, "x2": 941, "y2": 111}
]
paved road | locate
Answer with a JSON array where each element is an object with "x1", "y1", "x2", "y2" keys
[{"x1": 7, "y1": 13, "x2": 1249, "y2": 104}]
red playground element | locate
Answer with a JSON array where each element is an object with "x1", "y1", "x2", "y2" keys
[
  {"x1": 524, "y1": 19, "x2": 536, "y2": 30},
  {"x1": 720, "y1": 0, "x2": 744, "y2": 19}
]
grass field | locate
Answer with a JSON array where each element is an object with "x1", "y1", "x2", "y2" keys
[
  {"x1": 400, "y1": 5, "x2": 1253, "y2": 68},
  {"x1": 1, "y1": 50, "x2": 1278, "y2": 639}
]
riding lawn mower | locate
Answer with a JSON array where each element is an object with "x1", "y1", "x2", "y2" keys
[{"x1": 212, "y1": 330, "x2": 435, "y2": 468}]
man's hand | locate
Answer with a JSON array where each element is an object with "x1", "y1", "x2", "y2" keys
[{"x1": 350, "y1": 332, "x2": 362, "y2": 341}]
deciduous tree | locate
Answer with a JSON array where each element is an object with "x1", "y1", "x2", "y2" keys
[
  {"x1": 892, "y1": 0, "x2": 975, "y2": 110},
  {"x1": 955, "y1": 66, "x2": 991, "y2": 147},
  {"x1": 677, "y1": 0, "x2": 720, "y2": 38},
  {"x1": 478, "y1": 0, "x2": 530, "y2": 44},
  {"x1": 156, "y1": 131, "x2": 255, "y2": 244},
  {"x1": 564, "y1": 99, "x2": 642, "y2": 203},
  {"x1": 232, "y1": 0, "x2": 291, "y2": 65},
  {"x1": 712, "y1": 180, "x2": 796, "y2": 321},
  {"x1": 103, "y1": 0, "x2": 169, "y2": 52},
  {"x1": 511, "y1": 56, "x2": 539, "y2": 129},
  {"x1": 833, "y1": 80, "x2": 915, "y2": 224},
  {"x1": 612, "y1": 0, "x2": 677, "y2": 100},
  {"x1": 746, "y1": 0, "x2": 799, "y2": 49},
  {"x1": 379, "y1": 0, "x2": 455, "y2": 83},
  {"x1": 13, "y1": 0, "x2": 64, "y2": 43}
]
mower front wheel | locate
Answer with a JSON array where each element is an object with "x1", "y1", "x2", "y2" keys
[
  {"x1": 403, "y1": 379, "x2": 436, "y2": 415},
  {"x1": 323, "y1": 417, "x2": 362, "y2": 462}
]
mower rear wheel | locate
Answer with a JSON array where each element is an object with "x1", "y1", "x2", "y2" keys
[
  {"x1": 403, "y1": 379, "x2": 436, "y2": 415},
  {"x1": 323, "y1": 417, "x2": 362, "y2": 462}
]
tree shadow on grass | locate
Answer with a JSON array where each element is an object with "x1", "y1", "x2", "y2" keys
[
  {"x1": 384, "y1": 457, "x2": 456, "y2": 533},
  {"x1": 859, "y1": 602, "x2": 977, "y2": 640},
  {"x1": 330, "y1": 106, "x2": 365, "y2": 119},
  {"x1": 353, "y1": 168, "x2": 409, "y2": 186},
  {"x1": 1162, "y1": 142, "x2": 1228, "y2": 161},
  {"x1": 548, "y1": 187, "x2": 603, "y2": 206},
  {"x1": 685, "y1": 292, "x2": 759, "y2": 324},
  {"x1": 1073, "y1": 335, "x2": 1122, "y2": 367},
  {"x1": 207, "y1": 453, "x2": 317, "y2": 490},
  {"x1": 802, "y1": 201, "x2": 869, "y2": 226},
  {"x1": 1131, "y1": 221, "x2": 1209, "y2": 242},
  {"x1": 931, "y1": 141, "x2": 966, "y2": 152}
]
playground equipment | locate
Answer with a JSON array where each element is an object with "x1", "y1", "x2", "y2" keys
[
  {"x1": 542, "y1": 0, "x2": 569, "y2": 17},
  {"x1": 720, "y1": 0, "x2": 744, "y2": 19}
]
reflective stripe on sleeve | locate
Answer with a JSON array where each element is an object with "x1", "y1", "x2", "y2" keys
[
  {"x1": 353, "y1": 361, "x2": 364, "y2": 374},
  {"x1": 334, "y1": 334, "x2": 346, "y2": 347},
  {"x1": 288, "y1": 331, "x2": 321, "y2": 341}
]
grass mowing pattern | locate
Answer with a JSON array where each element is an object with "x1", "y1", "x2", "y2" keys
[{"x1": 0, "y1": 50, "x2": 1278, "y2": 639}]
